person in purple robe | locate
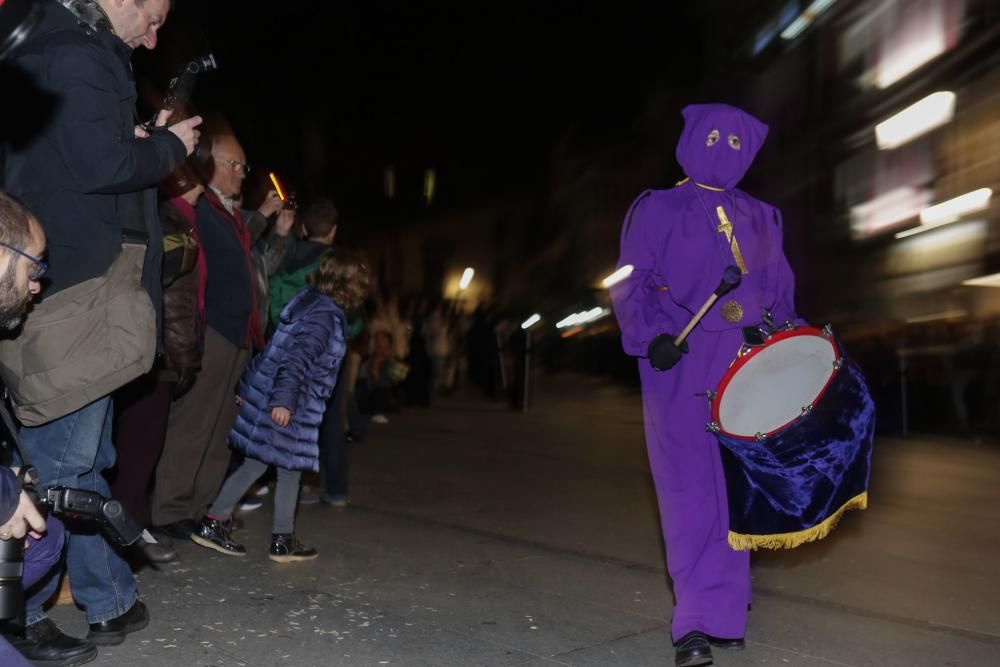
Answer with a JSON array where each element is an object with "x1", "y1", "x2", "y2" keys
[{"x1": 611, "y1": 103, "x2": 799, "y2": 667}]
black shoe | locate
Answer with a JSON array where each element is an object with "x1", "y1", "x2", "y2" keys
[
  {"x1": 2, "y1": 618, "x2": 97, "y2": 667},
  {"x1": 707, "y1": 635, "x2": 745, "y2": 651},
  {"x1": 675, "y1": 631, "x2": 713, "y2": 667},
  {"x1": 86, "y1": 600, "x2": 149, "y2": 647},
  {"x1": 268, "y1": 533, "x2": 318, "y2": 562},
  {"x1": 190, "y1": 516, "x2": 246, "y2": 556},
  {"x1": 137, "y1": 537, "x2": 179, "y2": 564},
  {"x1": 151, "y1": 519, "x2": 197, "y2": 540}
]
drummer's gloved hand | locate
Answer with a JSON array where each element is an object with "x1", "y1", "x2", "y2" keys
[{"x1": 648, "y1": 334, "x2": 688, "y2": 371}]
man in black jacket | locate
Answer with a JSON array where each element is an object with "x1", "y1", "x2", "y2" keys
[{"x1": 1, "y1": 0, "x2": 200, "y2": 662}]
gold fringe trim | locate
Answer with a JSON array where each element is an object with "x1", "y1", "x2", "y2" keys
[{"x1": 728, "y1": 491, "x2": 868, "y2": 551}]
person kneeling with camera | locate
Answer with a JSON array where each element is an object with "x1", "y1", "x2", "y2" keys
[{"x1": 0, "y1": 194, "x2": 98, "y2": 665}]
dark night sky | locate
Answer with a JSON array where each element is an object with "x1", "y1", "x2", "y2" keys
[{"x1": 135, "y1": 1, "x2": 704, "y2": 213}]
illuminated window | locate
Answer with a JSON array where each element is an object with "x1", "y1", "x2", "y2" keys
[{"x1": 838, "y1": 0, "x2": 965, "y2": 91}]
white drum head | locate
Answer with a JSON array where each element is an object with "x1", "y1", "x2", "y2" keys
[{"x1": 717, "y1": 333, "x2": 838, "y2": 438}]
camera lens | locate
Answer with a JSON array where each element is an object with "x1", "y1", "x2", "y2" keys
[{"x1": 0, "y1": 537, "x2": 25, "y2": 621}]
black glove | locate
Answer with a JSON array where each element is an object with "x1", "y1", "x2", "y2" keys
[
  {"x1": 173, "y1": 367, "x2": 197, "y2": 400},
  {"x1": 647, "y1": 334, "x2": 689, "y2": 371}
]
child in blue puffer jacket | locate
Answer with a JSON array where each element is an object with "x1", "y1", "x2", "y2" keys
[{"x1": 192, "y1": 250, "x2": 370, "y2": 562}]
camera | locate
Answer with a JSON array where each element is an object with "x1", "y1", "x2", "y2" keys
[
  {"x1": 0, "y1": 474, "x2": 144, "y2": 620},
  {"x1": 22, "y1": 480, "x2": 144, "y2": 548},
  {"x1": 0, "y1": 0, "x2": 39, "y2": 62},
  {"x1": 186, "y1": 53, "x2": 218, "y2": 75},
  {"x1": 0, "y1": 535, "x2": 24, "y2": 620}
]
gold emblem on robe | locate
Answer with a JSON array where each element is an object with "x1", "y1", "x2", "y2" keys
[
  {"x1": 722, "y1": 299, "x2": 744, "y2": 323},
  {"x1": 716, "y1": 206, "x2": 748, "y2": 274}
]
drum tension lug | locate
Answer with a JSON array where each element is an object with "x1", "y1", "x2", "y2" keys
[
  {"x1": 754, "y1": 432, "x2": 765, "y2": 442},
  {"x1": 705, "y1": 390, "x2": 716, "y2": 402},
  {"x1": 801, "y1": 404, "x2": 814, "y2": 415},
  {"x1": 706, "y1": 422, "x2": 720, "y2": 433},
  {"x1": 832, "y1": 358, "x2": 843, "y2": 370},
  {"x1": 822, "y1": 324, "x2": 835, "y2": 338}
]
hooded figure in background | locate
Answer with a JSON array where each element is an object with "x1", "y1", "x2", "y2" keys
[{"x1": 610, "y1": 104, "x2": 800, "y2": 666}]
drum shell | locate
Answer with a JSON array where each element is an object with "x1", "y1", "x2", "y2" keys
[{"x1": 716, "y1": 356, "x2": 875, "y2": 546}]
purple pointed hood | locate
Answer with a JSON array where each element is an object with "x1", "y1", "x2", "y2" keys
[{"x1": 675, "y1": 104, "x2": 769, "y2": 190}]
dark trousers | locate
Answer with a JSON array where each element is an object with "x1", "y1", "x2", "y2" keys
[
  {"x1": 111, "y1": 372, "x2": 174, "y2": 527},
  {"x1": 318, "y1": 362, "x2": 349, "y2": 498},
  {"x1": 152, "y1": 327, "x2": 250, "y2": 525}
]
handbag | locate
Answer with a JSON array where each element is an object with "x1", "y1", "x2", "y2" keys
[{"x1": 0, "y1": 239, "x2": 156, "y2": 426}]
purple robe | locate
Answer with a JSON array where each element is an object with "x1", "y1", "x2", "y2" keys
[{"x1": 611, "y1": 104, "x2": 799, "y2": 641}]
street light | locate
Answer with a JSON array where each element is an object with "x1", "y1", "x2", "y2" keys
[
  {"x1": 601, "y1": 264, "x2": 633, "y2": 288},
  {"x1": 521, "y1": 314, "x2": 541, "y2": 330},
  {"x1": 875, "y1": 91, "x2": 955, "y2": 150},
  {"x1": 459, "y1": 267, "x2": 474, "y2": 291},
  {"x1": 894, "y1": 188, "x2": 993, "y2": 239}
]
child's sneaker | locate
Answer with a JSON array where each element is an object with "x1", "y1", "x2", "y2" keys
[
  {"x1": 191, "y1": 516, "x2": 246, "y2": 556},
  {"x1": 269, "y1": 534, "x2": 318, "y2": 562}
]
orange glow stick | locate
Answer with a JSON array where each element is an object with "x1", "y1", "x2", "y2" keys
[{"x1": 268, "y1": 171, "x2": 287, "y2": 202}]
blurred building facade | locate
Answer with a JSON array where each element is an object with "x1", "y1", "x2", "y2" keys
[
  {"x1": 694, "y1": 0, "x2": 1000, "y2": 434},
  {"x1": 724, "y1": 0, "x2": 1000, "y2": 328}
]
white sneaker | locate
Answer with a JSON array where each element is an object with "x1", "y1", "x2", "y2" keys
[
  {"x1": 237, "y1": 497, "x2": 264, "y2": 512},
  {"x1": 371, "y1": 414, "x2": 389, "y2": 424},
  {"x1": 253, "y1": 485, "x2": 271, "y2": 497}
]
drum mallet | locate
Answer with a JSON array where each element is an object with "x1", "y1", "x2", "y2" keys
[{"x1": 673, "y1": 265, "x2": 742, "y2": 347}]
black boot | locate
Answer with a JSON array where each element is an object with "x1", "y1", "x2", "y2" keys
[
  {"x1": 190, "y1": 516, "x2": 245, "y2": 556},
  {"x1": 708, "y1": 635, "x2": 745, "y2": 651},
  {"x1": 674, "y1": 631, "x2": 713, "y2": 667},
  {"x1": 87, "y1": 600, "x2": 149, "y2": 646},
  {"x1": 2, "y1": 618, "x2": 98, "y2": 666},
  {"x1": 268, "y1": 534, "x2": 318, "y2": 562}
]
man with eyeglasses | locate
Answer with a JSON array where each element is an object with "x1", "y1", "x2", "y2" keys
[
  {"x1": 0, "y1": 193, "x2": 94, "y2": 666},
  {"x1": 152, "y1": 133, "x2": 283, "y2": 539},
  {"x1": 0, "y1": 0, "x2": 202, "y2": 661}
]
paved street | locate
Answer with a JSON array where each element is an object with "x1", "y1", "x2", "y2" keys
[{"x1": 49, "y1": 374, "x2": 1000, "y2": 666}]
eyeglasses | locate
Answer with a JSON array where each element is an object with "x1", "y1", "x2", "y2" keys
[
  {"x1": 214, "y1": 157, "x2": 251, "y2": 175},
  {"x1": 0, "y1": 242, "x2": 47, "y2": 281}
]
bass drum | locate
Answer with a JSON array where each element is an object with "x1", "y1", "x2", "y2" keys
[{"x1": 708, "y1": 326, "x2": 875, "y2": 550}]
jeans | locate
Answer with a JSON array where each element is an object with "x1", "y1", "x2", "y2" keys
[
  {"x1": 209, "y1": 459, "x2": 301, "y2": 535},
  {"x1": 318, "y1": 363, "x2": 349, "y2": 498},
  {"x1": 19, "y1": 397, "x2": 138, "y2": 625}
]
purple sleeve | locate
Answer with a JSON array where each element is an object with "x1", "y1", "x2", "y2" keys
[
  {"x1": 610, "y1": 192, "x2": 685, "y2": 357},
  {"x1": 768, "y1": 207, "x2": 802, "y2": 326}
]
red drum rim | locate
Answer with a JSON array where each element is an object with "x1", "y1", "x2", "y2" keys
[{"x1": 710, "y1": 326, "x2": 842, "y2": 441}]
